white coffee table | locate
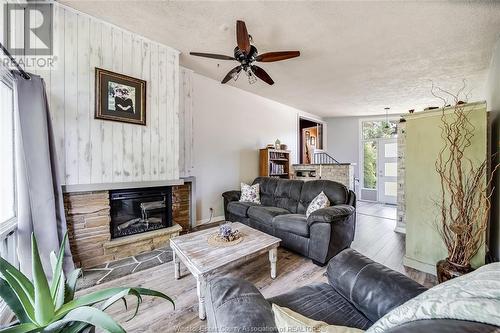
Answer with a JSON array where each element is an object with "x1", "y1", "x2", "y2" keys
[{"x1": 169, "y1": 222, "x2": 281, "y2": 320}]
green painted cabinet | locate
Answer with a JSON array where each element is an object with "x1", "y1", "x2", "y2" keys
[{"x1": 403, "y1": 102, "x2": 487, "y2": 275}]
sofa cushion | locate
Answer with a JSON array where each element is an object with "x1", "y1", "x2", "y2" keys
[
  {"x1": 274, "y1": 214, "x2": 309, "y2": 237},
  {"x1": 298, "y1": 180, "x2": 349, "y2": 214},
  {"x1": 268, "y1": 283, "x2": 372, "y2": 330},
  {"x1": 273, "y1": 179, "x2": 304, "y2": 213},
  {"x1": 227, "y1": 201, "x2": 260, "y2": 217},
  {"x1": 248, "y1": 206, "x2": 290, "y2": 225},
  {"x1": 272, "y1": 304, "x2": 363, "y2": 333},
  {"x1": 253, "y1": 177, "x2": 279, "y2": 207}
]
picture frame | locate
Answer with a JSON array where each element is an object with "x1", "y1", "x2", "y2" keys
[{"x1": 95, "y1": 68, "x2": 147, "y2": 125}]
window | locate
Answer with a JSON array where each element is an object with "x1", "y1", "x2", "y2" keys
[
  {"x1": 0, "y1": 78, "x2": 15, "y2": 228},
  {"x1": 361, "y1": 120, "x2": 398, "y2": 189}
]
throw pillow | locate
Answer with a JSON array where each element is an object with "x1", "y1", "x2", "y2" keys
[
  {"x1": 239, "y1": 183, "x2": 260, "y2": 204},
  {"x1": 272, "y1": 304, "x2": 364, "y2": 333},
  {"x1": 306, "y1": 191, "x2": 330, "y2": 218}
]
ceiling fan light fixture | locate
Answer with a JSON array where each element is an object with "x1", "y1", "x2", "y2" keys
[
  {"x1": 384, "y1": 107, "x2": 391, "y2": 129},
  {"x1": 246, "y1": 68, "x2": 257, "y2": 84},
  {"x1": 232, "y1": 70, "x2": 241, "y2": 81}
]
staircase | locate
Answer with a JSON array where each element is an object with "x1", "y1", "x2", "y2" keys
[{"x1": 313, "y1": 150, "x2": 340, "y2": 164}]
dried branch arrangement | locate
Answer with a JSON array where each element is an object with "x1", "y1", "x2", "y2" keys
[{"x1": 431, "y1": 82, "x2": 499, "y2": 266}]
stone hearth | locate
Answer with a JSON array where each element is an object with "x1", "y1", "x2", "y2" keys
[
  {"x1": 64, "y1": 184, "x2": 190, "y2": 269},
  {"x1": 76, "y1": 247, "x2": 173, "y2": 290}
]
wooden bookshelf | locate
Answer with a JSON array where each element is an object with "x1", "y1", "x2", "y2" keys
[{"x1": 259, "y1": 148, "x2": 292, "y2": 179}]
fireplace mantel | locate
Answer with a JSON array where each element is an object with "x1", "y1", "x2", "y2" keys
[{"x1": 62, "y1": 179, "x2": 185, "y2": 193}]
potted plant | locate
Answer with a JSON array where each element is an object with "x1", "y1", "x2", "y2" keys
[
  {"x1": 0, "y1": 234, "x2": 173, "y2": 332},
  {"x1": 432, "y1": 86, "x2": 499, "y2": 283}
]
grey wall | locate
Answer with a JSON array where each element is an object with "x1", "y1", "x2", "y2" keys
[
  {"x1": 191, "y1": 73, "x2": 322, "y2": 223},
  {"x1": 486, "y1": 38, "x2": 500, "y2": 262},
  {"x1": 325, "y1": 117, "x2": 360, "y2": 178}
]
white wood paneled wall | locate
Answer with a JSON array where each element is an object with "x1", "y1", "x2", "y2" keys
[
  {"x1": 179, "y1": 67, "x2": 194, "y2": 177},
  {"x1": 36, "y1": 4, "x2": 180, "y2": 185}
]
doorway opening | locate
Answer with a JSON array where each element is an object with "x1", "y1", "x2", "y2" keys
[
  {"x1": 360, "y1": 119, "x2": 398, "y2": 204},
  {"x1": 299, "y1": 117, "x2": 323, "y2": 164}
]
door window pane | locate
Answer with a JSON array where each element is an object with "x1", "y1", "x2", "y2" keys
[
  {"x1": 384, "y1": 182, "x2": 397, "y2": 197},
  {"x1": 384, "y1": 142, "x2": 397, "y2": 158},
  {"x1": 384, "y1": 162, "x2": 397, "y2": 177},
  {"x1": 0, "y1": 81, "x2": 15, "y2": 224},
  {"x1": 363, "y1": 141, "x2": 377, "y2": 189}
]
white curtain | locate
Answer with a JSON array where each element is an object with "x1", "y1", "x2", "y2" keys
[{"x1": 13, "y1": 72, "x2": 74, "y2": 278}]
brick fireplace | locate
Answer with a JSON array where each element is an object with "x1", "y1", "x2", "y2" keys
[{"x1": 63, "y1": 181, "x2": 192, "y2": 269}]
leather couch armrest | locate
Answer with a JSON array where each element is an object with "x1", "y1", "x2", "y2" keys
[
  {"x1": 222, "y1": 190, "x2": 241, "y2": 220},
  {"x1": 206, "y1": 277, "x2": 277, "y2": 332},
  {"x1": 222, "y1": 190, "x2": 241, "y2": 202},
  {"x1": 327, "y1": 248, "x2": 427, "y2": 323},
  {"x1": 307, "y1": 204, "x2": 355, "y2": 225}
]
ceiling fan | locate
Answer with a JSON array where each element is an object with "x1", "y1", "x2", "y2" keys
[{"x1": 190, "y1": 20, "x2": 300, "y2": 85}]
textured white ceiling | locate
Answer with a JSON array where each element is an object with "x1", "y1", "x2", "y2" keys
[{"x1": 60, "y1": 1, "x2": 500, "y2": 117}]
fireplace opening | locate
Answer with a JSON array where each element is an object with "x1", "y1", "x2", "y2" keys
[{"x1": 109, "y1": 187, "x2": 172, "y2": 239}]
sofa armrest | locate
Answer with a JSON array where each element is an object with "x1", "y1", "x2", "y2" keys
[
  {"x1": 205, "y1": 277, "x2": 277, "y2": 332},
  {"x1": 327, "y1": 248, "x2": 427, "y2": 323},
  {"x1": 222, "y1": 190, "x2": 241, "y2": 202},
  {"x1": 307, "y1": 204, "x2": 355, "y2": 225},
  {"x1": 222, "y1": 190, "x2": 241, "y2": 220}
]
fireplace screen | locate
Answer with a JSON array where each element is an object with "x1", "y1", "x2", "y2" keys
[{"x1": 110, "y1": 187, "x2": 172, "y2": 239}]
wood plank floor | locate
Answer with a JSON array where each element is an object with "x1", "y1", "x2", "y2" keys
[{"x1": 80, "y1": 202, "x2": 435, "y2": 332}]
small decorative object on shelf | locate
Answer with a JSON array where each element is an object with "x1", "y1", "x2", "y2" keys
[
  {"x1": 280, "y1": 144, "x2": 288, "y2": 150},
  {"x1": 275, "y1": 138, "x2": 281, "y2": 149}
]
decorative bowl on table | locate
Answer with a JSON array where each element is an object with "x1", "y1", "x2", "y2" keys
[{"x1": 207, "y1": 222, "x2": 242, "y2": 246}]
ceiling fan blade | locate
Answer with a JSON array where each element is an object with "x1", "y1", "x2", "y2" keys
[
  {"x1": 190, "y1": 52, "x2": 235, "y2": 61},
  {"x1": 236, "y1": 20, "x2": 251, "y2": 54},
  {"x1": 221, "y1": 66, "x2": 242, "y2": 84},
  {"x1": 256, "y1": 51, "x2": 300, "y2": 62},
  {"x1": 251, "y1": 65, "x2": 274, "y2": 85}
]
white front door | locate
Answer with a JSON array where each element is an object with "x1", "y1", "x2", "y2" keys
[{"x1": 377, "y1": 138, "x2": 398, "y2": 204}]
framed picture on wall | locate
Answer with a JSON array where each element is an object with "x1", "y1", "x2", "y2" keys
[{"x1": 95, "y1": 68, "x2": 147, "y2": 125}]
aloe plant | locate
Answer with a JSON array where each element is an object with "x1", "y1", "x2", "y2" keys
[{"x1": 0, "y1": 234, "x2": 174, "y2": 332}]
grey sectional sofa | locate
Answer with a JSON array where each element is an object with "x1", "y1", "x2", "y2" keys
[
  {"x1": 205, "y1": 248, "x2": 499, "y2": 333},
  {"x1": 222, "y1": 177, "x2": 356, "y2": 265}
]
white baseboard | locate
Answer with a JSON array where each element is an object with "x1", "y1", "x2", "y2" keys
[
  {"x1": 403, "y1": 256, "x2": 437, "y2": 276},
  {"x1": 196, "y1": 215, "x2": 225, "y2": 226}
]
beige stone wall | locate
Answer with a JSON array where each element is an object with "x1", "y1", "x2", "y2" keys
[
  {"x1": 64, "y1": 186, "x2": 190, "y2": 268},
  {"x1": 172, "y1": 183, "x2": 191, "y2": 230},
  {"x1": 396, "y1": 120, "x2": 406, "y2": 233},
  {"x1": 292, "y1": 164, "x2": 355, "y2": 190}
]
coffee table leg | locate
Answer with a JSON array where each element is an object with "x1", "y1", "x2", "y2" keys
[
  {"x1": 173, "y1": 250, "x2": 180, "y2": 280},
  {"x1": 269, "y1": 248, "x2": 277, "y2": 279},
  {"x1": 196, "y1": 276, "x2": 206, "y2": 320}
]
